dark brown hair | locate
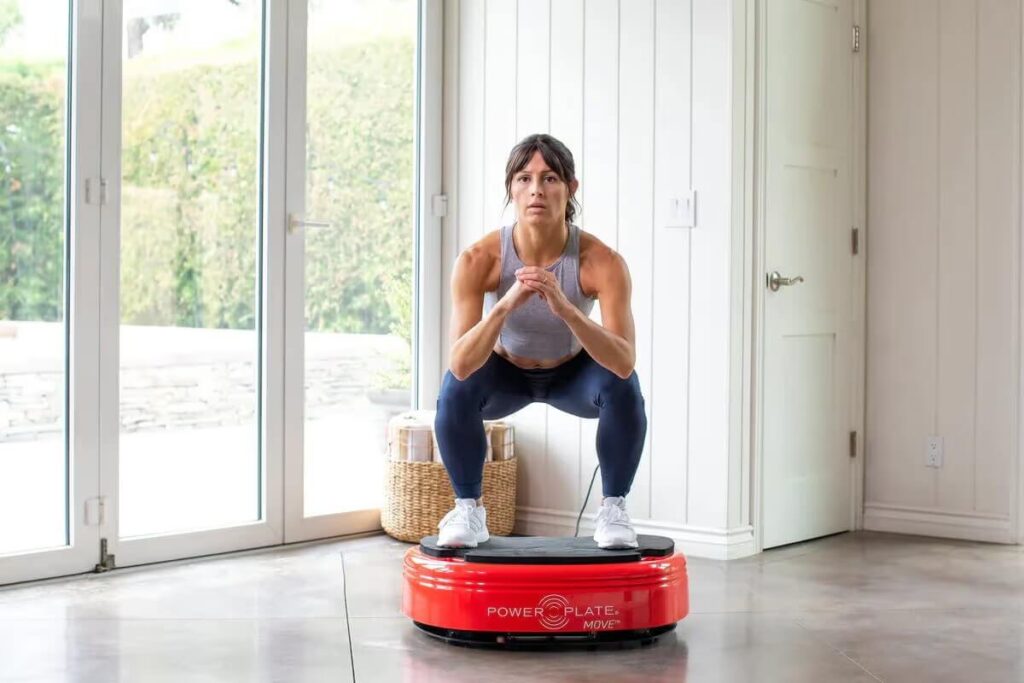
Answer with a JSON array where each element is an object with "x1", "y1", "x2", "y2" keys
[{"x1": 503, "y1": 134, "x2": 581, "y2": 225}]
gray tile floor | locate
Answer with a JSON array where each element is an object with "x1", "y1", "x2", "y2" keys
[{"x1": 1, "y1": 530, "x2": 1021, "y2": 682}]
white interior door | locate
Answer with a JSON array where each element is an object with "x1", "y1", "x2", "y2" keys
[
  {"x1": 283, "y1": 0, "x2": 422, "y2": 543},
  {"x1": 761, "y1": 0, "x2": 857, "y2": 549}
]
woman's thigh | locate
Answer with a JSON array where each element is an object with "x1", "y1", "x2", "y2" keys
[
  {"x1": 438, "y1": 352, "x2": 535, "y2": 420},
  {"x1": 542, "y1": 352, "x2": 614, "y2": 419}
]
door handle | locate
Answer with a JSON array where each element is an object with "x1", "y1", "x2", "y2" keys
[
  {"x1": 288, "y1": 213, "x2": 332, "y2": 235},
  {"x1": 767, "y1": 271, "x2": 805, "y2": 291}
]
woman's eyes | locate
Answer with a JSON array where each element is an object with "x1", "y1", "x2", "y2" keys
[{"x1": 517, "y1": 175, "x2": 559, "y2": 183}]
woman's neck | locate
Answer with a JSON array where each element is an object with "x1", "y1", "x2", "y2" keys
[{"x1": 513, "y1": 219, "x2": 569, "y2": 267}]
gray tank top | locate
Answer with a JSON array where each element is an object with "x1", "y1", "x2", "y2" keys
[{"x1": 482, "y1": 223, "x2": 596, "y2": 360}]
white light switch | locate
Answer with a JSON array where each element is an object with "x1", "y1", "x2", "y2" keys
[{"x1": 666, "y1": 190, "x2": 696, "y2": 229}]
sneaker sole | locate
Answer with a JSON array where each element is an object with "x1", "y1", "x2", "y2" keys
[
  {"x1": 438, "y1": 528, "x2": 489, "y2": 548},
  {"x1": 437, "y1": 538, "x2": 478, "y2": 548}
]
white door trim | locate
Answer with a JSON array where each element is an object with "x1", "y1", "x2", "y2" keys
[
  {"x1": 747, "y1": 0, "x2": 868, "y2": 554},
  {"x1": 416, "y1": 0, "x2": 445, "y2": 410}
]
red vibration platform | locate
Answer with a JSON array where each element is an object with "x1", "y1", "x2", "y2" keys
[{"x1": 402, "y1": 534, "x2": 688, "y2": 648}]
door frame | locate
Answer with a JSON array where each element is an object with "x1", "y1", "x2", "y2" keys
[{"x1": 746, "y1": 0, "x2": 868, "y2": 554}]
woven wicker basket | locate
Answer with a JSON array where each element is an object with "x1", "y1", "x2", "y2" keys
[{"x1": 382, "y1": 457, "x2": 517, "y2": 542}]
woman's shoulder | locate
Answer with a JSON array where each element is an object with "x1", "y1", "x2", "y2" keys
[
  {"x1": 577, "y1": 227, "x2": 619, "y2": 267},
  {"x1": 455, "y1": 228, "x2": 504, "y2": 291},
  {"x1": 469, "y1": 228, "x2": 503, "y2": 261},
  {"x1": 575, "y1": 227, "x2": 627, "y2": 299}
]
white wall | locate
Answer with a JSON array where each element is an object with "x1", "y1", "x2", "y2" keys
[
  {"x1": 865, "y1": 0, "x2": 1022, "y2": 542},
  {"x1": 439, "y1": 0, "x2": 750, "y2": 557}
]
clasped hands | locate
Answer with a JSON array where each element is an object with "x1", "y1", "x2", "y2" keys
[{"x1": 515, "y1": 266, "x2": 574, "y2": 319}]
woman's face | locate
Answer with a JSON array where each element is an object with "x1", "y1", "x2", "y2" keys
[{"x1": 511, "y1": 150, "x2": 578, "y2": 226}]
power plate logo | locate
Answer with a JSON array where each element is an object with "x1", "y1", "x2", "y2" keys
[
  {"x1": 485, "y1": 594, "x2": 621, "y2": 631},
  {"x1": 537, "y1": 594, "x2": 572, "y2": 630}
]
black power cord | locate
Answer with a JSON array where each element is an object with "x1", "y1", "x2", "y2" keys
[{"x1": 574, "y1": 463, "x2": 601, "y2": 537}]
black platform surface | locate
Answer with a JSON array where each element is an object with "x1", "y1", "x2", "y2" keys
[{"x1": 418, "y1": 535, "x2": 674, "y2": 564}]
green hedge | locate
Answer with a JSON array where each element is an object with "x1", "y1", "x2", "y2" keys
[
  {"x1": 0, "y1": 61, "x2": 66, "y2": 322},
  {"x1": 1, "y1": 36, "x2": 414, "y2": 341}
]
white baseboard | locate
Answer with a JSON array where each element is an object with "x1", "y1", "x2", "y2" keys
[
  {"x1": 514, "y1": 507, "x2": 757, "y2": 560},
  {"x1": 863, "y1": 502, "x2": 1013, "y2": 544}
]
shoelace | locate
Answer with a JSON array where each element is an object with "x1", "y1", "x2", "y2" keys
[
  {"x1": 440, "y1": 503, "x2": 476, "y2": 529},
  {"x1": 598, "y1": 502, "x2": 631, "y2": 528}
]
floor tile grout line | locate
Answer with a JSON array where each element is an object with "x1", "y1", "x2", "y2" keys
[
  {"x1": 340, "y1": 551, "x2": 357, "y2": 683},
  {"x1": 836, "y1": 649, "x2": 885, "y2": 683},
  {"x1": 791, "y1": 616, "x2": 885, "y2": 682}
]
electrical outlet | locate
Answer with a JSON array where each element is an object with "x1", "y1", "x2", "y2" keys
[{"x1": 926, "y1": 436, "x2": 943, "y2": 468}]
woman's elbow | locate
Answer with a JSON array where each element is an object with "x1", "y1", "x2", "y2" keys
[
  {"x1": 448, "y1": 357, "x2": 472, "y2": 381},
  {"x1": 616, "y1": 349, "x2": 636, "y2": 379}
]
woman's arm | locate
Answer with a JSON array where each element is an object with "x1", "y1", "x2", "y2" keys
[
  {"x1": 516, "y1": 246, "x2": 636, "y2": 379},
  {"x1": 560, "y1": 250, "x2": 636, "y2": 379},
  {"x1": 447, "y1": 243, "x2": 538, "y2": 380},
  {"x1": 447, "y1": 248, "x2": 507, "y2": 381}
]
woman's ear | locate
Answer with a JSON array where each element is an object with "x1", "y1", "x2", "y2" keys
[{"x1": 569, "y1": 178, "x2": 579, "y2": 196}]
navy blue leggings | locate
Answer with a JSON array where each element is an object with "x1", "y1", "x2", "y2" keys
[{"x1": 434, "y1": 350, "x2": 647, "y2": 500}]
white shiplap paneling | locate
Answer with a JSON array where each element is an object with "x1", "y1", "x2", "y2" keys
[
  {"x1": 686, "y1": 0, "x2": 734, "y2": 528},
  {"x1": 866, "y1": 0, "x2": 1020, "y2": 535},
  {"x1": 936, "y1": 0, "x2": 977, "y2": 516},
  {"x1": 579, "y1": 0, "x2": 619, "y2": 515},
  {"x1": 513, "y1": 0, "x2": 552, "y2": 510},
  {"x1": 866, "y1": 0, "x2": 940, "y2": 509},
  {"x1": 457, "y1": 0, "x2": 485, "y2": 252},
  {"x1": 546, "y1": 0, "x2": 585, "y2": 514},
  {"x1": 443, "y1": 0, "x2": 740, "y2": 548},
  {"x1": 617, "y1": 0, "x2": 655, "y2": 518},
  {"x1": 651, "y1": 0, "x2": 693, "y2": 524},
  {"x1": 974, "y1": 0, "x2": 1019, "y2": 516}
]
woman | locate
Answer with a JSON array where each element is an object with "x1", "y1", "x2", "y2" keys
[{"x1": 434, "y1": 133, "x2": 647, "y2": 549}]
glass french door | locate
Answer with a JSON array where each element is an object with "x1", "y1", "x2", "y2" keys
[
  {"x1": 0, "y1": 0, "x2": 436, "y2": 584},
  {"x1": 282, "y1": 0, "x2": 421, "y2": 542},
  {"x1": 97, "y1": 0, "x2": 281, "y2": 567},
  {"x1": 0, "y1": 0, "x2": 102, "y2": 585}
]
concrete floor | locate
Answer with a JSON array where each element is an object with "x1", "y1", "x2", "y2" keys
[{"x1": 0, "y1": 530, "x2": 1021, "y2": 682}]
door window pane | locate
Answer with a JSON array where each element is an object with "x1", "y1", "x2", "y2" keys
[
  {"x1": 303, "y1": 0, "x2": 416, "y2": 517},
  {"x1": 0, "y1": 1, "x2": 71, "y2": 555},
  {"x1": 119, "y1": 1, "x2": 263, "y2": 537}
]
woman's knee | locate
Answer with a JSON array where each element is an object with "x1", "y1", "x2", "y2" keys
[
  {"x1": 437, "y1": 369, "x2": 485, "y2": 412},
  {"x1": 596, "y1": 369, "x2": 644, "y2": 408}
]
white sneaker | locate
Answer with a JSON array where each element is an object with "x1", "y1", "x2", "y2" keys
[
  {"x1": 594, "y1": 496, "x2": 639, "y2": 549},
  {"x1": 437, "y1": 498, "x2": 490, "y2": 548}
]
